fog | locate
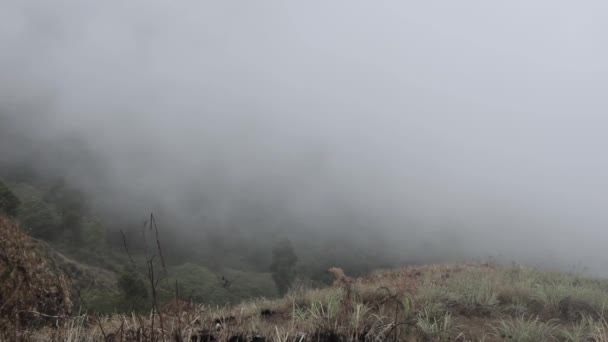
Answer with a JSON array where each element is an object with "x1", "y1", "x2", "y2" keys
[{"x1": 1, "y1": 1, "x2": 608, "y2": 272}]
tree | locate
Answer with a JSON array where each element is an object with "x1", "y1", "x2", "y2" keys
[
  {"x1": 270, "y1": 238, "x2": 298, "y2": 295},
  {"x1": 0, "y1": 180, "x2": 19, "y2": 217}
]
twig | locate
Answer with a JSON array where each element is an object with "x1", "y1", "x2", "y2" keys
[
  {"x1": 384, "y1": 320, "x2": 416, "y2": 340},
  {"x1": 16, "y1": 310, "x2": 64, "y2": 319},
  {"x1": 91, "y1": 314, "x2": 108, "y2": 341},
  {"x1": 147, "y1": 258, "x2": 156, "y2": 340},
  {"x1": 176, "y1": 279, "x2": 181, "y2": 333},
  {"x1": 119, "y1": 317, "x2": 125, "y2": 342},
  {"x1": 14, "y1": 312, "x2": 19, "y2": 342},
  {"x1": 147, "y1": 256, "x2": 166, "y2": 341},
  {"x1": 150, "y1": 213, "x2": 167, "y2": 277},
  {"x1": 65, "y1": 272, "x2": 90, "y2": 312},
  {"x1": 120, "y1": 229, "x2": 135, "y2": 265},
  {"x1": 142, "y1": 220, "x2": 149, "y2": 260}
]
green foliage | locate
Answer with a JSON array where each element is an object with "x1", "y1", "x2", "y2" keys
[
  {"x1": 117, "y1": 267, "x2": 150, "y2": 312},
  {"x1": 8, "y1": 180, "x2": 105, "y2": 248},
  {"x1": 44, "y1": 180, "x2": 90, "y2": 243},
  {"x1": 0, "y1": 179, "x2": 20, "y2": 217},
  {"x1": 79, "y1": 217, "x2": 105, "y2": 251},
  {"x1": 13, "y1": 183, "x2": 63, "y2": 239},
  {"x1": 19, "y1": 202, "x2": 62, "y2": 239},
  {"x1": 270, "y1": 238, "x2": 298, "y2": 295},
  {"x1": 158, "y1": 264, "x2": 277, "y2": 305},
  {"x1": 159, "y1": 263, "x2": 220, "y2": 304},
  {"x1": 81, "y1": 288, "x2": 122, "y2": 314}
]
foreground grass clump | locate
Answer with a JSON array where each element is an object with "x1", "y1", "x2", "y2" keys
[
  {"x1": 491, "y1": 316, "x2": 559, "y2": 341},
  {"x1": 416, "y1": 308, "x2": 456, "y2": 339},
  {"x1": 5, "y1": 262, "x2": 608, "y2": 341}
]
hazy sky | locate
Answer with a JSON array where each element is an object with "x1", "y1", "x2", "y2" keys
[{"x1": 1, "y1": 1, "x2": 607, "y2": 271}]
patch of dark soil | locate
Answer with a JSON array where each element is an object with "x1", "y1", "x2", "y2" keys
[
  {"x1": 260, "y1": 309, "x2": 274, "y2": 318},
  {"x1": 559, "y1": 296, "x2": 598, "y2": 322},
  {"x1": 454, "y1": 316, "x2": 501, "y2": 341},
  {"x1": 525, "y1": 299, "x2": 546, "y2": 317},
  {"x1": 452, "y1": 304, "x2": 495, "y2": 318},
  {"x1": 310, "y1": 331, "x2": 347, "y2": 342},
  {"x1": 497, "y1": 287, "x2": 532, "y2": 306},
  {"x1": 189, "y1": 332, "x2": 267, "y2": 342},
  {"x1": 228, "y1": 334, "x2": 247, "y2": 342},
  {"x1": 191, "y1": 329, "x2": 215, "y2": 342}
]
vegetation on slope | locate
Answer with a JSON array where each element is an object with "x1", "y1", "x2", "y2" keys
[
  {"x1": 4, "y1": 174, "x2": 608, "y2": 341},
  {"x1": 0, "y1": 180, "x2": 19, "y2": 217},
  {"x1": 5, "y1": 262, "x2": 608, "y2": 341},
  {"x1": 0, "y1": 176, "x2": 280, "y2": 312},
  {"x1": 0, "y1": 173, "x2": 395, "y2": 315},
  {"x1": 0, "y1": 215, "x2": 72, "y2": 330}
]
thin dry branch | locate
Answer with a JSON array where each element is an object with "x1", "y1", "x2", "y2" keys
[
  {"x1": 150, "y1": 213, "x2": 167, "y2": 277},
  {"x1": 120, "y1": 229, "x2": 135, "y2": 265}
]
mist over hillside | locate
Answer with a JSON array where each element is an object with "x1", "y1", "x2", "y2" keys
[{"x1": 1, "y1": 1, "x2": 608, "y2": 274}]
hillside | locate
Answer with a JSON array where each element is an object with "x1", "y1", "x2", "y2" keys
[
  {"x1": 8, "y1": 262, "x2": 608, "y2": 341},
  {"x1": 0, "y1": 177, "x2": 281, "y2": 314},
  {"x1": 0, "y1": 215, "x2": 72, "y2": 330},
  {"x1": 3, "y1": 193, "x2": 608, "y2": 341},
  {"x1": 3, "y1": 178, "x2": 608, "y2": 341}
]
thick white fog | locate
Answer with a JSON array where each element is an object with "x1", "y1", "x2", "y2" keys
[{"x1": 1, "y1": 1, "x2": 607, "y2": 272}]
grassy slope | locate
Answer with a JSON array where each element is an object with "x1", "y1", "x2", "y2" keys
[
  {"x1": 4, "y1": 180, "x2": 278, "y2": 314},
  {"x1": 14, "y1": 262, "x2": 608, "y2": 342},
  {"x1": 6, "y1": 180, "x2": 608, "y2": 340},
  {"x1": 38, "y1": 246, "x2": 278, "y2": 314}
]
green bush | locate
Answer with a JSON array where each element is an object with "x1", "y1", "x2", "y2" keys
[
  {"x1": 158, "y1": 263, "x2": 219, "y2": 304},
  {"x1": 117, "y1": 268, "x2": 150, "y2": 312},
  {"x1": 10, "y1": 182, "x2": 63, "y2": 239},
  {"x1": 0, "y1": 180, "x2": 20, "y2": 217},
  {"x1": 18, "y1": 199, "x2": 62, "y2": 239}
]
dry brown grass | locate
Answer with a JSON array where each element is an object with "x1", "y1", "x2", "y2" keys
[
  {"x1": 5, "y1": 263, "x2": 608, "y2": 341},
  {"x1": 3, "y1": 218, "x2": 608, "y2": 341},
  {"x1": 0, "y1": 215, "x2": 72, "y2": 335}
]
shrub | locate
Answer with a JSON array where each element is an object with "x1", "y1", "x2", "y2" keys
[
  {"x1": 18, "y1": 198, "x2": 62, "y2": 239},
  {"x1": 0, "y1": 180, "x2": 19, "y2": 217},
  {"x1": 117, "y1": 268, "x2": 149, "y2": 312}
]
